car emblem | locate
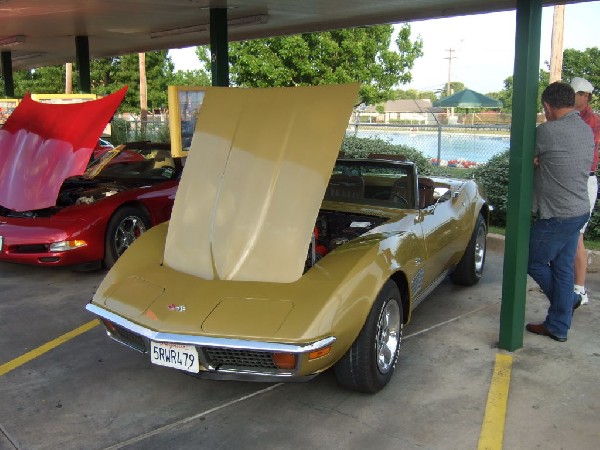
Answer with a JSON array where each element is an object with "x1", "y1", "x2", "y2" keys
[{"x1": 167, "y1": 304, "x2": 186, "y2": 312}]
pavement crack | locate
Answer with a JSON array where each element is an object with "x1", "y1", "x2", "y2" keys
[{"x1": 0, "y1": 422, "x2": 19, "y2": 449}]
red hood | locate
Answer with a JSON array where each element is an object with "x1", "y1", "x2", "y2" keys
[{"x1": 0, "y1": 87, "x2": 127, "y2": 212}]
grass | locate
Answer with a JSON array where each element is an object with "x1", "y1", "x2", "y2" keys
[
  {"x1": 487, "y1": 226, "x2": 600, "y2": 251},
  {"x1": 489, "y1": 226, "x2": 505, "y2": 236}
]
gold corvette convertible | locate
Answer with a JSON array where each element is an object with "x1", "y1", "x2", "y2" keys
[{"x1": 86, "y1": 84, "x2": 489, "y2": 393}]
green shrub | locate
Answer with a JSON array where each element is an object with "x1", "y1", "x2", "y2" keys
[
  {"x1": 110, "y1": 118, "x2": 129, "y2": 144},
  {"x1": 341, "y1": 135, "x2": 432, "y2": 175},
  {"x1": 473, "y1": 149, "x2": 600, "y2": 240},
  {"x1": 473, "y1": 150, "x2": 509, "y2": 227},
  {"x1": 108, "y1": 119, "x2": 170, "y2": 144},
  {"x1": 155, "y1": 123, "x2": 171, "y2": 143}
]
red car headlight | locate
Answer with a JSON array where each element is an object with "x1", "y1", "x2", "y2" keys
[{"x1": 49, "y1": 240, "x2": 87, "y2": 252}]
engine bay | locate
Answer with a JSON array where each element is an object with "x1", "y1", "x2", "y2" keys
[
  {"x1": 0, "y1": 178, "x2": 131, "y2": 218},
  {"x1": 304, "y1": 209, "x2": 387, "y2": 272},
  {"x1": 57, "y1": 179, "x2": 127, "y2": 207}
]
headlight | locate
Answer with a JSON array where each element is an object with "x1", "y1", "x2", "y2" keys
[{"x1": 49, "y1": 240, "x2": 87, "y2": 252}]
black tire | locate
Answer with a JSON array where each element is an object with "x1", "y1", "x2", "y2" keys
[
  {"x1": 334, "y1": 280, "x2": 403, "y2": 393},
  {"x1": 103, "y1": 206, "x2": 150, "y2": 268},
  {"x1": 450, "y1": 214, "x2": 487, "y2": 286}
]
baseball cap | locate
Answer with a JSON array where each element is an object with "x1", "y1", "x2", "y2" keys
[{"x1": 570, "y1": 77, "x2": 594, "y2": 93}]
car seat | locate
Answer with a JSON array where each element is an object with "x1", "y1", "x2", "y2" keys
[
  {"x1": 418, "y1": 177, "x2": 436, "y2": 208},
  {"x1": 325, "y1": 174, "x2": 365, "y2": 200}
]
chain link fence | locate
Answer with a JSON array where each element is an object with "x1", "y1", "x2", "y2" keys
[
  {"x1": 110, "y1": 117, "x2": 171, "y2": 144},
  {"x1": 108, "y1": 112, "x2": 511, "y2": 169},
  {"x1": 348, "y1": 112, "x2": 512, "y2": 168}
]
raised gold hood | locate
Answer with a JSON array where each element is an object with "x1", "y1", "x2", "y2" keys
[{"x1": 164, "y1": 83, "x2": 359, "y2": 283}]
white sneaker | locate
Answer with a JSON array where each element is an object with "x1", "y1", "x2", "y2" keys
[{"x1": 580, "y1": 289, "x2": 589, "y2": 305}]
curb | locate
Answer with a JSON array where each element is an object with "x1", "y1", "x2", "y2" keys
[{"x1": 487, "y1": 233, "x2": 600, "y2": 273}]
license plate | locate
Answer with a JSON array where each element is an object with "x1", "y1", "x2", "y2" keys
[
  {"x1": 0, "y1": 236, "x2": 3, "y2": 251},
  {"x1": 150, "y1": 341, "x2": 199, "y2": 373}
]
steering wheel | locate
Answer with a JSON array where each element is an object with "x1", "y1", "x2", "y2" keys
[{"x1": 390, "y1": 193, "x2": 410, "y2": 208}]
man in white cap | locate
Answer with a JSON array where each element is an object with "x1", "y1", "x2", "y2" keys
[{"x1": 570, "y1": 76, "x2": 600, "y2": 305}]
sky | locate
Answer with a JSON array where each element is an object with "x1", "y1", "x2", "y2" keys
[{"x1": 169, "y1": 1, "x2": 600, "y2": 94}]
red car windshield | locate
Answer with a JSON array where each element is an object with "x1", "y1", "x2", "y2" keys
[{"x1": 86, "y1": 146, "x2": 180, "y2": 181}]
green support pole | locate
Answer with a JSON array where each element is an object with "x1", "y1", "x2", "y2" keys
[
  {"x1": 210, "y1": 8, "x2": 229, "y2": 87},
  {"x1": 75, "y1": 35, "x2": 91, "y2": 94},
  {"x1": 1, "y1": 51, "x2": 15, "y2": 97},
  {"x1": 499, "y1": 0, "x2": 543, "y2": 351}
]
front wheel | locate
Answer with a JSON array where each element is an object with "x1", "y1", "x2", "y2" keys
[
  {"x1": 450, "y1": 214, "x2": 487, "y2": 286},
  {"x1": 103, "y1": 206, "x2": 150, "y2": 268},
  {"x1": 334, "y1": 280, "x2": 403, "y2": 393}
]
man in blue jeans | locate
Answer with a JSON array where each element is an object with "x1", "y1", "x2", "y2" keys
[{"x1": 527, "y1": 82, "x2": 594, "y2": 342}]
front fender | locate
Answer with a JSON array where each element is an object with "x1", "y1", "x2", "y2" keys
[{"x1": 301, "y1": 230, "x2": 423, "y2": 360}]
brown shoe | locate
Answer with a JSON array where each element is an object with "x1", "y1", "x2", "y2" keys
[{"x1": 526, "y1": 323, "x2": 567, "y2": 342}]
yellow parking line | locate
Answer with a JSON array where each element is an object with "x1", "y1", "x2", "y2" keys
[
  {"x1": 478, "y1": 353, "x2": 513, "y2": 450},
  {"x1": 0, "y1": 319, "x2": 99, "y2": 377}
]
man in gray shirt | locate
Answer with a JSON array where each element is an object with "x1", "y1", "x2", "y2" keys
[{"x1": 527, "y1": 82, "x2": 594, "y2": 342}]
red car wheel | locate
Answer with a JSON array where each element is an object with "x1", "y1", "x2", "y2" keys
[{"x1": 103, "y1": 206, "x2": 150, "y2": 268}]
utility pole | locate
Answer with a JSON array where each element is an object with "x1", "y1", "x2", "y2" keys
[
  {"x1": 445, "y1": 48, "x2": 456, "y2": 96},
  {"x1": 549, "y1": 5, "x2": 565, "y2": 83},
  {"x1": 445, "y1": 48, "x2": 457, "y2": 118},
  {"x1": 65, "y1": 63, "x2": 72, "y2": 94},
  {"x1": 139, "y1": 52, "x2": 147, "y2": 135}
]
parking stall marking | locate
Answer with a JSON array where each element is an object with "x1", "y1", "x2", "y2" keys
[
  {"x1": 405, "y1": 303, "x2": 511, "y2": 450},
  {"x1": 478, "y1": 353, "x2": 513, "y2": 450},
  {"x1": 0, "y1": 319, "x2": 99, "y2": 377}
]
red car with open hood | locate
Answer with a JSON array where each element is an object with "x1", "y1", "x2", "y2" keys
[{"x1": 0, "y1": 88, "x2": 183, "y2": 269}]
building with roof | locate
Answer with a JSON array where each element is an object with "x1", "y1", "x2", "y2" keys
[{"x1": 362, "y1": 99, "x2": 443, "y2": 125}]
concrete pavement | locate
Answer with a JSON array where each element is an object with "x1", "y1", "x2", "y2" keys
[{"x1": 0, "y1": 237, "x2": 598, "y2": 449}]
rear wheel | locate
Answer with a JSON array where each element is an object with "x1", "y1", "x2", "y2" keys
[
  {"x1": 103, "y1": 206, "x2": 150, "y2": 268},
  {"x1": 450, "y1": 214, "x2": 487, "y2": 286},
  {"x1": 334, "y1": 280, "x2": 403, "y2": 393}
]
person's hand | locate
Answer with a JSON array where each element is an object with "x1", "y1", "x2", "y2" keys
[{"x1": 533, "y1": 156, "x2": 540, "y2": 167}]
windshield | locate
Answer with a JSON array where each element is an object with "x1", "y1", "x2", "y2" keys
[
  {"x1": 325, "y1": 159, "x2": 416, "y2": 209},
  {"x1": 85, "y1": 145, "x2": 179, "y2": 181}
]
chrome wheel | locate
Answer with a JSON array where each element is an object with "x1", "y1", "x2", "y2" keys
[
  {"x1": 113, "y1": 215, "x2": 147, "y2": 257},
  {"x1": 376, "y1": 299, "x2": 402, "y2": 374},
  {"x1": 474, "y1": 221, "x2": 486, "y2": 275},
  {"x1": 104, "y1": 206, "x2": 151, "y2": 268},
  {"x1": 334, "y1": 280, "x2": 404, "y2": 393},
  {"x1": 450, "y1": 214, "x2": 486, "y2": 286}
]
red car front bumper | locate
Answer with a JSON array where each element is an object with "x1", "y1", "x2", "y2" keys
[{"x1": 0, "y1": 216, "x2": 105, "y2": 267}]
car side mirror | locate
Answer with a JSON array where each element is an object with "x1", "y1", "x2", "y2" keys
[{"x1": 430, "y1": 188, "x2": 452, "y2": 213}]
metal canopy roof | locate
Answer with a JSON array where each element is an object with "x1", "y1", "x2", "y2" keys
[{"x1": 0, "y1": 0, "x2": 591, "y2": 71}]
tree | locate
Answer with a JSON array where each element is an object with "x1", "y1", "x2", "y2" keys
[
  {"x1": 418, "y1": 91, "x2": 438, "y2": 102},
  {"x1": 6, "y1": 65, "x2": 67, "y2": 97},
  {"x1": 223, "y1": 24, "x2": 423, "y2": 105},
  {"x1": 0, "y1": 51, "x2": 176, "y2": 113},
  {"x1": 394, "y1": 89, "x2": 419, "y2": 100},
  {"x1": 107, "y1": 51, "x2": 173, "y2": 112},
  {"x1": 89, "y1": 57, "x2": 120, "y2": 93},
  {"x1": 491, "y1": 77, "x2": 513, "y2": 113},
  {"x1": 392, "y1": 88, "x2": 437, "y2": 102},
  {"x1": 439, "y1": 81, "x2": 465, "y2": 98},
  {"x1": 494, "y1": 47, "x2": 600, "y2": 114},
  {"x1": 169, "y1": 69, "x2": 210, "y2": 87}
]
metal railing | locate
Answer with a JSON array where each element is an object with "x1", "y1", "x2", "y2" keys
[
  {"x1": 110, "y1": 118, "x2": 171, "y2": 144},
  {"x1": 348, "y1": 122, "x2": 511, "y2": 167},
  {"x1": 107, "y1": 115, "x2": 511, "y2": 168}
]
